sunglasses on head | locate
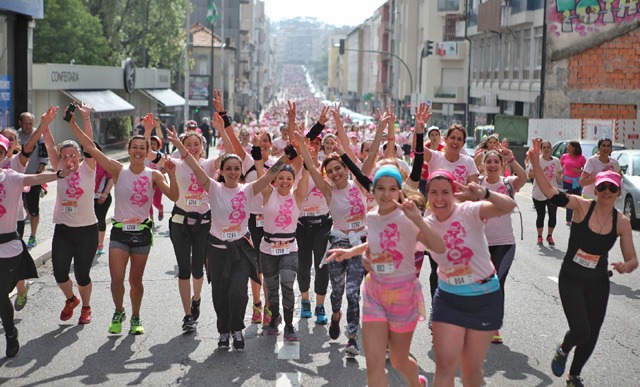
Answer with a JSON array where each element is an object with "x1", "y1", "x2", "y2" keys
[{"x1": 596, "y1": 183, "x2": 619, "y2": 193}]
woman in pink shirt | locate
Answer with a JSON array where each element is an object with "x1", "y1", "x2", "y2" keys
[
  {"x1": 68, "y1": 108, "x2": 179, "y2": 336},
  {"x1": 326, "y1": 165, "x2": 445, "y2": 387},
  {"x1": 560, "y1": 141, "x2": 586, "y2": 225},
  {"x1": 0, "y1": 133, "x2": 78, "y2": 358},
  {"x1": 425, "y1": 170, "x2": 516, "y2": 387},
  {"x1": 42, "y1": 103, "x2": 99, "y2": 325}
]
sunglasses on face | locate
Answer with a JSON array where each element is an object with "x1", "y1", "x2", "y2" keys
[{"x1": 596, "y1": 183, "x2": 619, "y2": 193}]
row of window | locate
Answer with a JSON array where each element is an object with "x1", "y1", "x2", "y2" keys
[{"x1": 471, "y1": 26, "x2": 543, "y2": 82}]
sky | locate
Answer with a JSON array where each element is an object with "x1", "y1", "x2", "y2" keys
[{"x1": 263, "y1": 0, "x2": 386, "y2": 27}]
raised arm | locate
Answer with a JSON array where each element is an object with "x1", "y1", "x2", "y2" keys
[
  {"x1": 362, "y1": 108, "x2": 393, "y2": 177},
  {"x1": 331, "y1": 103, "x2": 359, "y2": 163},
  {"x1": 23, "y1": 162, "x2": 78, "y2": 187},
  {"x1": 74, "y1": 102, "x2": 96, "y2": 169},
  {"x1": 167, "y1": 126, "x2": 210, "y2": 192},
  {"x1": 252, "y1": 154, "x2": 290, "y2": 196},
  {"x1": 66, "y1": 108, "x2": 122, "y2": 180},
  {"x1": 153, "y1": 155, "x2": 179, "y2": 201},
  {"x1": 294, "y1": 130, "x2": 333, "y2": 199},
  {"x1": 454, "y1": 181, "x2": 517, "y2": 219},
  {"x1": 212, "y1": 89, "x2": 245, "y2": 160},
  {"x1": 493, "y1": 143, "x2": 526, "y2": 191}
]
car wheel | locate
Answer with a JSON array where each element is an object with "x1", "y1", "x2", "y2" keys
[{"x1": 624, "y1": 195, "x2": 639, "y2": 229}]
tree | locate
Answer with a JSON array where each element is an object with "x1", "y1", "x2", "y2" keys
[
  {"x1": 34, "y1": 0, "x2": 110, "y2": 65},
  {"x1": 84, "y1": 0, "x2": 186, "y2": 75}
]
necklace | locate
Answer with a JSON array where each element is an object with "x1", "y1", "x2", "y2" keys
[{"x1": 593, "y1": 208, "x2": 612, "y2": 234}]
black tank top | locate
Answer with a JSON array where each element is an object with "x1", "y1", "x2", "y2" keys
[{"x1": 562, "y1": 201, "x2": 618, "y2": 278}]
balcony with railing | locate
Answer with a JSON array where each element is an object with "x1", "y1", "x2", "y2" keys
[{"x1": 433, "y1": 85, "x2": 466, "y2": 103}]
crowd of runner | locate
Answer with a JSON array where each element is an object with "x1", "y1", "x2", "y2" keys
[{"x1": 1, "y1": 64, "x2": 637, "y2": 387}]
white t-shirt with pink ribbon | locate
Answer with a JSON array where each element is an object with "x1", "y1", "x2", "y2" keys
[
  {"x1": 0, "y1": 170, "x2": 26, "y2": 258},
  {"x1": 428, "y1": 151, "x2": 478, "y2": 184},
  {"x1": 113, "y1": 166, "x2": 154, "y2": 225},
  {"x1": 582, "y1": 155, "x2": 620, "y2": 199},
  {"x1": 259, "y1": 187, "x2": 300, "y2": 255},
  {"x1": 529, "y1": 156, "x2": 562, "y2": 201},
  {"x1": 367, "y1": 207, "x2": 420, "y2": 278},
  {"x1": 1, "y1": 155, "x2": 26, "y2": 221},
  {"x1": 208, "y1": 180, "x2": 254, "y2": 245},
  {"x1": 53, "y1": 161, "x2": 97, "y2": 227},
  {"x1": 424, "y1": 201, "x2": 496, "y2": 286},
  {"x1": 480, "y1": 176, "x2": 516, "y2": 246},
  {"x1": 328, "y1": 181, "x2": 367, "y2": 232},
  {"x1": 173, "y1": 157, "x2": 216, "y2": 215}
]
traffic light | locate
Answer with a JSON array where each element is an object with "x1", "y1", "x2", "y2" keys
[
  {"x1": 422, "y1": 40, "x2": 434, "y2": 57},
  {"x1": 339, "y1": 39, "x2": 345, "y2": 55}
]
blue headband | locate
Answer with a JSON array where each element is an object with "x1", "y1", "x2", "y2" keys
[
  {"x1": 373, "y1": 165, "x2": 402, "y2": 188},
  {"x1": 280, "y1": 164, "x2": 296, "y2": 178}
]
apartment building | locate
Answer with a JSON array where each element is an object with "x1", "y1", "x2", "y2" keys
[{"x1": 467, "y1": 0, "x2": 544, "y2": 127}]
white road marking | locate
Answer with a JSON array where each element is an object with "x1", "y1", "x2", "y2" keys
[
  {"x1": 276, "y1": 341, "x2": 300, "y2": 359},
  {"x1": 276, "y1": 372, "x2": 301, "y2": 387},
  {"x1": 548, "y1": 276, "x2": 558, "y2": 283}
]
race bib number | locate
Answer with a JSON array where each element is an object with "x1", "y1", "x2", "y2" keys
[
  {"x1": 255, "y1": 214, "x2": 264, "y2": 228},
  {"x1": 443, "y1": 265, "x2": 474, "y2": 286},
  {"x1": 184, "y1": 194, "x2": 202, "y2": 207},
  {"x1": 61, "y1": 200, "x2": 78, "y2": 213},
  {"x1": 370, "y1": 252, "x2": 394, "y2": 274},
  {"x1": 221, "y1": 224, "x2": 241, "y2": 240},
  {"x1": 302, "y1": 205, "x2": 320, "y2": 218},
  {"x1": 270, "y1": 241, "x2": 290, "y2": 255},
  {"x1": 346, "y1": 215, "x2": 364, "y2": 230},
  {"x1": 573, "y1": 248, "x2": 600, "y2": 269}
]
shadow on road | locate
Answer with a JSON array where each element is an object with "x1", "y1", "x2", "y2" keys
[{"x1": 485, "y1": 344, "x2": 554, "y2": 386}]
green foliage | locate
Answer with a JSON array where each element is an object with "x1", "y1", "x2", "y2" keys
[
  {"x1": 84, "y1": 0, "x2": 186, "y2": 75},
  {"x1": 34, "y1": 0, "x2": 110, "y2": 65},
  {"x1": 105, "y1": 116, "x2": 132, "y2": 142}
]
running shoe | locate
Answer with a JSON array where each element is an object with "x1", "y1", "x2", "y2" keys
[
  {"x1": 315, "y1": 305, "x2": 328, "y2": 325},
  {"x1": 108, "y1": 310, "x2": 126, "y2": 334},
  {"x1": 418, "y1": 375, "x2": 428, "y2": 387},
  {"x1": 218, "y1": 332, "x2": 230, "y2": 349},
  {"x1": 537, "y1": 236, "x2": 543, "y2": 246},
  {"x1": 551, "y1": 344, "x2": 568, "y2": 377},
  {"x1": 78, "y1": 306, "x2": 92, "y2": 324},
  {"x1": 491, "y1": 331, "x2": 503, "y2": 344},
  {"x1": 264, "y1": 314, "x2": 282, "y2": 335},
  {"x1": 566, "y1": 374, "x2": 584, "y2": 387},
  {"x1": 232, "y1": 331, "x2": 245, "y2": 350},
  {"x1": 547, "y1": 235, "x2": 555, "y2": 247},
  {"x1": 60, "y1": 296, "x2": 80, "y2": 321},
  {"x1": 300, "y1": 300, "x2": 312, "y2": 318},
  {"x1": 130, "y1": 316, "x2": 145, "y2": 335},
  {"x1": 345, "y1": 337, "x2": 359, "y2": 357},
  {"x1": 283, "y1": 324, "x2": 298, "y2": 342},
  {"x1": 262, "y1": 306, "x2": 273, "y2": 327},
  {"x1": 329, "y1": 311, "x2": 341, "y2": 340},
  {"x1": 97, "y1": 245, "x2": 106, "y2": 255},
  {"x1": 26, "y1": 236, "x2": 36, "y2": 249},
  {"x1": 182, "y1": 315, "x2": 196, "y2": 332},
  {"x1": 5, "y1": 328, "x2": 19, "y2": 358},
  {"x1": 191, "y1": 297, "x2": 201, "y2": 322},
  {"x1": 251, "y1": 302, "x2": 263, "y2": 324},
  {"x1": 13, "y1": 282, "x2": 29, "y2": 311}
]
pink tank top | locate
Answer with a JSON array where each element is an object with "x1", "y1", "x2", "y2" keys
[
  {"x1": 259, "y1": 187, "x2": 300, "y2": 255},
  {"x1": 113, "y1": 165, "x2": 154, "y2": 224},
  {"x1": 53, "y1": 161, "x2": 98, "y2": 227},
  {"x1": 174, "y1": 157, "x2": 215, "y2": 214},
  {"x1": 328, "y1": 181, "x2": 367, "y2": 232},
  {"x1": 300, "y1": 174, "x2": 330, "y2": 219}
]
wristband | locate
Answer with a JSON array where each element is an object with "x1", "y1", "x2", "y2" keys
[
  {"x1": 219, "y1": 111, "x2": 232, "y2": 127},
  {"x1": 388, "y1": 137, "x2": 395, "y2": 141},
  {"x1": 56, "y1": 170, "x2": 64, "y2": 179},
  {"x1": 20, "y1": 149, "x2": 33, "y2": 158},
  {"x1": 484, "y1": 187, "x2": 491, "y2": 199},
  {"x1": 508, "y1": 157, "x2": 515, "y2": 164},
  {"x1": 306, "y1": 122, "x2": 325, "y2": 140},
  {"x1": 303, "y1": 162, "x2": 308, "y2": 170},
  {"x1": 251, "y1": 146, "x2": 262, "y2": 161},
  {"x1": 284, "y1": 144, "x2": 298, "y2": 160},
  {"x1": 83, "y1": 151, "x2": 93, "y2": 159},
  {"x1": 152, "y1": 151, "x2": 164, "y2": 164}
]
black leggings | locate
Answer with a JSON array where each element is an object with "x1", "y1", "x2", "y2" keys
[
  {"x1": 428, "y1": 254, "x2": 438, "y2": 299},
  {"x1": 94, "y1": 195, "x2": 112, "y2": 232},
  {"x1": 0, "y1": 255, "x2": 20, "y2": 334},
  {"x1": 52, "y1": 223, "x2": 99, "y2": 286},
  {"x1": 559, "y1": 270, "x2": 610, "y2": 376},
  {"x1": 169, "y1": 221, "x2": 207, "y2": 280},
  {"x1": 296, "y1": 220, "x2": 331, "y2": 296},
  {"x1": 533, "y1": 198, "x2": 557, "y2": 230},
  {"x1": 248, "y1": 214, "x2": 265, "y2": 273},
  {"x1": 489, "y1": 244, "x2": 516, "y2": 299}
]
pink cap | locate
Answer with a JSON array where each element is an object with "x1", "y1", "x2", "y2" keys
[
  {"x1": 594, "y1": 170, "x2": 621, "y2": 188},
  {"x1": 348, "y1": 132, "x2": 358, "y2": 138},
  {"x1": 427, "y1": 170, "x2": 457, "y2": 193},
  {"x1": 0, "y1": 134, "x2": 9, "y2": 152}
]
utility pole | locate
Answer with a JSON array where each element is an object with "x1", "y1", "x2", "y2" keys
[{"x1": 183, "y1": 0, "x2": 190, "y2": 126}]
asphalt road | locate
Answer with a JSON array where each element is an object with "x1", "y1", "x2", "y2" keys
[{"x1": 2, "y1": 179, "x2": 639, "y2": 386}]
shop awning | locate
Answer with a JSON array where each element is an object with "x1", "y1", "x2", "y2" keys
[
  {"x1": 140, "y1": 89, "x2": 185, "y2": 108},
  {"x1": 63, "y1": 90, "x2": 135, "y2": 115}
]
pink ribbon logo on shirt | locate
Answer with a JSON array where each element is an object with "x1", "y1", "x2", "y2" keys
[
  {"x1": 130, "y1": 176, "x2": 150, "y2": 207},
  {"x1": 65, "y1": 171, "x2": 85, "y2": 199},
  {"x1": 443, "y1": 221, "x2": 473, "y2": 266},
  {"x1": 379, "y1": 223, "x2": 404, "y2": 269},
  {"x1": 229, "y1": 192, "x2": 247, "y2": 224},
  {"x1": 274, "y1": 197, "x2": 294, "y2": 228}
]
